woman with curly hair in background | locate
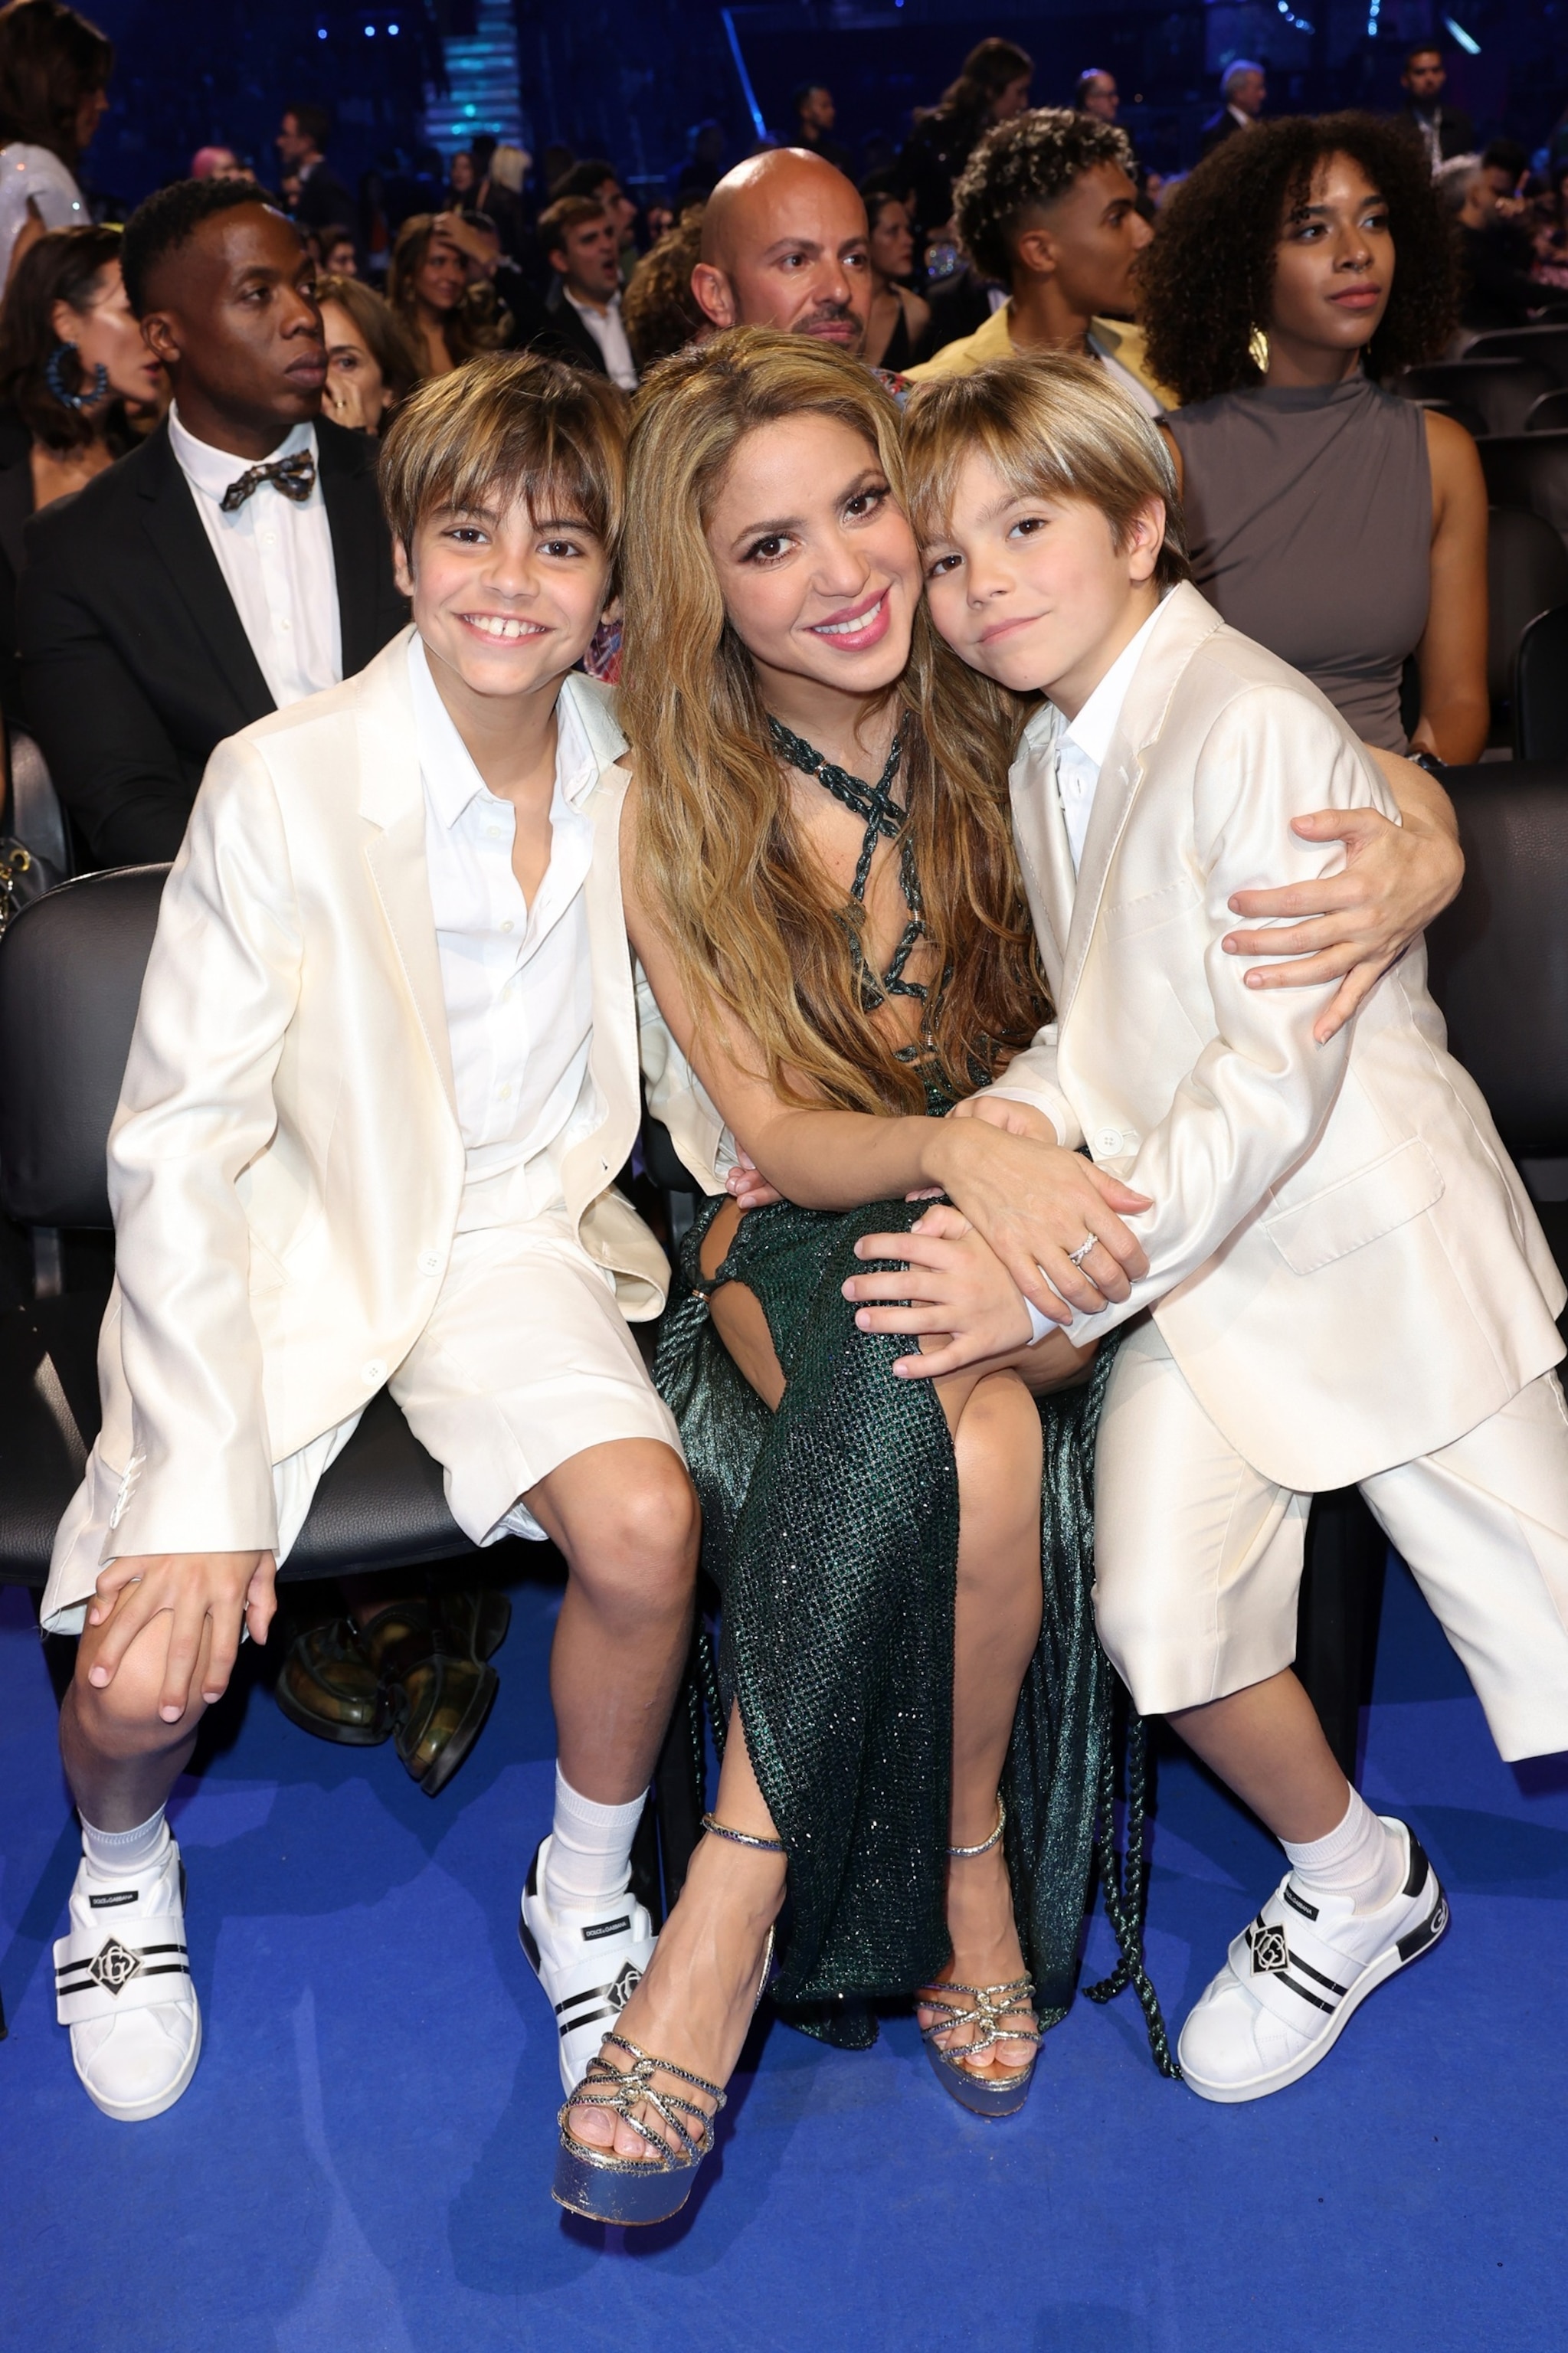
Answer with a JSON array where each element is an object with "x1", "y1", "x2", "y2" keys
[{"x1": 1140, "y1": 113, "x2": 1487, "y2": 764}]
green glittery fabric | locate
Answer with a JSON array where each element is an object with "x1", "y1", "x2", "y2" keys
[{"x1": 654, "y1": 1193, "x2": 1162, "y2": 2059}]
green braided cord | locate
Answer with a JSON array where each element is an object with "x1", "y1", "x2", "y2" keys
[{"x1": 1084, "y1": 1697, "x2": 1181, "y2": 2079}]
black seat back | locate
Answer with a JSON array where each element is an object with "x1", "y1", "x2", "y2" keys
[
  {"x1": 1466, "y1": 325, "x2": 1568, "y2": 385},
  {"x1": 0, "y1": 866, "x2": 168, "y2": 1229},
  {"x1": 1399, "y1": 359, "x2": 1555, "y2": 437},
  {"x1": 1487, "y1": 507, "x2": 1568, "y2": 718},
  {"x1": 1527, "y1": 388, "x2": 1568, "y2": 434},
  {"x1": 1516, "y1": 607, "x2": 1568, "y2": 761},
  {"x1": 1426, "y1": 766, "x2": 1568, "y2": 1158},
  {"x1": 1479, "y1": 433, "x2": 1568, "y2": 550}
]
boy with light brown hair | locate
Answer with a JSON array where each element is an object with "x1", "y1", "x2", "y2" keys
[{"x1": 849, "y1": 355, "x2": 1568, "y2": 2101}]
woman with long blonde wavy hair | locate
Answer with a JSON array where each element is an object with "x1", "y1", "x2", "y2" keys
[{"x1": 552, "y1": 329, "x2": 1167, "y2": 2227}]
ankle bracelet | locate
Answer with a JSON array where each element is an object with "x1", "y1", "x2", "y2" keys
[
  {"x1": 701, "y1": 1812, "x2": 787, "y2": 1854},
  {"x1": 948, "y1": 1795, "x2": 1006, "y2": 1859}
]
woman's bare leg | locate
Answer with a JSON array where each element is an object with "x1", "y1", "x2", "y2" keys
[{"x1": 918, "y1": 1365, "x2": 1044, "y2": 2076}]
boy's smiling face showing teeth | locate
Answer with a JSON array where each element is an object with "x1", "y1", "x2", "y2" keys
[
  {"x1": 394, "y1": 486, "x2": 612, "y2": 705},
  {"x1": 921, "y1": 451, "x2": 1164, "y2": 718}
]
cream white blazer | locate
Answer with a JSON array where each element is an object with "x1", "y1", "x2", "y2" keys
[
  {"x1": 71, "y1": 627, "x2": 666, "y2": 1563},
  {"x1": 994, "y1": 584, "x2": 1565, "y2": 1492}
]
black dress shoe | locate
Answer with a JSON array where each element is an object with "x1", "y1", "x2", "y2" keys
[{"x1": 276, "y1": 1586, "x2": 511, "y2": 1794}]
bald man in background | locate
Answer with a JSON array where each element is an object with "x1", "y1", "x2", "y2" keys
[{"x1": 690, "y1": 148, "x2": 872, "y2": 354}]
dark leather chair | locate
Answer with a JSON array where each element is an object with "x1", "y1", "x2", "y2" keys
[
  {"x1": 1487, "y1": 507, "x2": 1568, "y2": 746},
  {"x1": 1466, "y1": 324, "x2": 1568, "y2": 385},
  {"x1": 1515, "y1": 606, "x2": 1568, "y2": 761},
  {"x1": 1399, "y1": 359, "x2": 1555, "y2": 438},
  {"x1": 1479, "y1": 432, "x2": 1568, "y2": 551},
  {"x1": 1296, "y1": 767, "x2": 1568, "y2": 1779},
  {"x1": 0, "y1": 866, "x2": 702, "y2": 1929},
  {"x1": 1527, "y1": 389, "x2": 1568, "y2": 434}
]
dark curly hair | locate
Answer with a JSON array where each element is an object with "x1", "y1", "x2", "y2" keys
[
  {"x1": 121, "y1": 176, "x2": 280, "y2": 316},
  {"x1": 1140, "y1": 113, "x2": 1455, "y2": 407},
  {"x1": 954, "y1": 107, "x2": 1135, "y2": 286}
]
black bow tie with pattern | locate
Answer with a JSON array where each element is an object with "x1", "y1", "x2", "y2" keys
[{"x1": 221, "y1": 449, "x2": 316, "y2": 513}]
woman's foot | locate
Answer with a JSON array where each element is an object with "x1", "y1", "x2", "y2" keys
[
  {"x1": 916, "y1": 1835, "x2": 1039, "y2": 2079},
  {"x1": 563, "y1": 1828, "x2": 785, "y2": 2163}
]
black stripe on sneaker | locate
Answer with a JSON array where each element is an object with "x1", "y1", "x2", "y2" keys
[
  {"x1": 1282, "y1": 1883, "x2": 1320, "y2": 1921},
  {"x1": 1401, "y1": 1828, "x2": 1432, "y2": 1901},
  {"x1": 555, "y1": 1982, "x2": 612, "y2": 2014},
  {"x1": 558, "y1": 2002, "x2": 620, "y2": 2039},
  {"x1": 1284, "y1": 1950, "x2": 1350, "y2": 1998},
  {"x1": 1275, "y1": 1972, "x2": 1337, "y2": 2015}
]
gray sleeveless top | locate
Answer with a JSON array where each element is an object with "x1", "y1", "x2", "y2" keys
[{"x1": 1166, "y1": 376, "x2": 1431, "y2": 751}]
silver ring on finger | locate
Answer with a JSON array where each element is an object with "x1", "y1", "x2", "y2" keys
[{"x1": 1067, "y1": 1232, "x2": 1098, "y2": 1271}]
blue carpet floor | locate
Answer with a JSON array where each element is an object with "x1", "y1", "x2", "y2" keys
[{"x1": 1, "y1": 1553, "x2": 1564, "y2": 2353}]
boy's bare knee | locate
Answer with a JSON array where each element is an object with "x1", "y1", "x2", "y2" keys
[
  {"x1": 568, "y1": 1448, "x2": 699, "y2": 1608},
  {"x1": 70, "y1": 1626, "x2": 201, "y2": 1752}
]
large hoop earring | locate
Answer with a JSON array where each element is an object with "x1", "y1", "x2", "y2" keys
[{"x1": 45, "y1": 340, "x2": 111, "y2": 411}]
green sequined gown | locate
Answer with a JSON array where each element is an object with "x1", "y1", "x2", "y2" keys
[{"x1": 651, "y1": 723, "x2": 1167, "y2": 2060}]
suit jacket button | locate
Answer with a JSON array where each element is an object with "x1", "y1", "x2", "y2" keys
[
  {"x1": 1094, "y1": 1127, "x2": 1124, "y2": 1156},
  {"x1": 417, "y1": 1252, "x2": 441, "y2": 1276},
  {"x1": 362, "y1": 1359, "x2": 386, "y2": 1386}
]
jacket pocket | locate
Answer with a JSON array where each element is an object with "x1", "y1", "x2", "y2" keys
[
  {"x1": 1098, "y1": 870, "x2": 1203, "y2": 943},
  {"x1": 1262, "y1": 1137, "x2": 1445, "y2": 1276}
]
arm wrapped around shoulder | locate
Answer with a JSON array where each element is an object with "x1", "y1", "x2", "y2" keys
[
  {"x1": 106, "y1": 737, "x2": 306, "y2": 1558},
  {"x1": 1067, "y1": 682, "x2": 1386, "y2": 1343}
]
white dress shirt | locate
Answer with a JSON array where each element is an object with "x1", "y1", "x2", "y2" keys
[
  {"x1": 411, "y1": 636, "x2": 600, "y2": 1213},
  {"x1": 1052, "y1": 599, "x2": 1167, "y2": 872},
  {"x1": 168, "y1": 402, "x2": 342, "y2": 709},
  {"x1": 563, "y1": 285, "x2": 639, "y2": 390}
]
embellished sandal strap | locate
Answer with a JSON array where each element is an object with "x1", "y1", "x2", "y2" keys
[
  {"x1": 701, "y1": 1811, "x2": 787, "y2": 1854},
  {"x1": 565, "y1": 2035, "x2": 728, "y2": 2162},
  {"x1": 947, "y1": 1795, "x2": 1006, "y2": 1858},
  {"x1": 916, "y1": 1976, "x2": 1043, "y2": 2054}
]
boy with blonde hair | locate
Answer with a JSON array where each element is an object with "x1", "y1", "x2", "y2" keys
[
  {"x1": 848, "y1": 355, "x2": 1568, "y2": 2100},
  {"x1": 44, "y1": 353, "x2": 697, "y2": 2123}
]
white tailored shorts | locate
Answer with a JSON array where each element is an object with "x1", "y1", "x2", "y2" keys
[
  {"x1": 41, "y1": 1206, "x2": 683, "y2": 1633},
  {"x1": 1092, "y1": 1316, "x2": 1568, "y2": 1765}
]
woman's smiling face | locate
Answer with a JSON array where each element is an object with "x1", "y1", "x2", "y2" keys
[{"x1": 702, "y1": 411, "x2": 919, "y2": 700}]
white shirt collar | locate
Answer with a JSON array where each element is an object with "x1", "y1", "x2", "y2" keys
[
  {"x1": 168, "y1": 401, "x2": 316, "y2": 506},
  {"x1": 1057, "y1": 598, "x2": 1167, "y2": 776},
  {"x1": 563, "y1": 284, "x2": 622, "y2": 320},
  {"x1": 408, "y1": 633, "x2": 598, "y2": 830}
]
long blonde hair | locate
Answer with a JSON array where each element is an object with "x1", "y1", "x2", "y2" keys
[{"x1": 620, "y1": 329, "x2": 1046, "y2": 1116}]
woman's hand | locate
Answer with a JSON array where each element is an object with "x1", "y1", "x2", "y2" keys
[
  {"x1": 322, "y1": 367, "x2": 379, "y2": 434},
  {"x1": 85, "y1": 1550, "x2": 277, "y2": 1720},
  {"x1": 1219, "y1": 750, "x2": 1463, "y2": 1045},
  {"x1": 948, "y1": 1094, "x2": 1059, "y2": 1142},
  {"x1": 927, "y1": 1118, "x2": 1151, "y2": 1323}
]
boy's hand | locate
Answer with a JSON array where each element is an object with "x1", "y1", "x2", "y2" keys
[
  {"x1": 844, "y1": 1203, "x2": 1034, "y2": 1376},
  {"x1": 1221, "y1": 774, "x2": 1463, "y2": 1044},
  {"x1": 928, "y1": 1121, "x2": 1151, "y2": 1320},
  {"x1": 725, "y1": 1147, "x2": 784, "y2": 1212},
  {"x1": 948, "y1": 1095, "x2": 1059, "y2": 1143},
  {"x1": 87, "y1": 1551, "x2": 277, "y2": 1720}
]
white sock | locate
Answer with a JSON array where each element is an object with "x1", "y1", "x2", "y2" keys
[
  {"x1": 80, "y1": 1806, "x2": 169, "y2": 1880},
  {"x1": 545, "y1": 1767, "x2": 646, "y2": 1913},
  {"x1": 1282, "y1": 1788, "x2": 1404, "y2": 1914}
]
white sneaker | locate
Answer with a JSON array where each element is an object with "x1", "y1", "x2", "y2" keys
[
  {"x1": 518, "y1": 1836, "x2": 656, "y2": 2096},
  {"x1": 54, "y1": 1832, "x2": 202, "y2": 2122},
  {"x1": 1179, "y1": 1818, "x2": 1448, "y2": 2105}
]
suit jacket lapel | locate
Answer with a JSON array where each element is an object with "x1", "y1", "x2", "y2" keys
[
  {"x1": 135, "y1": 422, "x2": 275, "y2": 722},
  {"x1": 558, "y1": 673, "x2": 637, "y2": 1202},
  {"x1": 355, "y1": 629, "x2": 459, "y2": 1118},
  {"x1": 1008, "y1": 709, "x2": 1074, "y2": 1003},
  {"x1": 1056, "y1": 584, "x2": 1228, "y2": 1022},
  {"x1": 318, "y1": 417, "x2": 379, "y2": 679}
]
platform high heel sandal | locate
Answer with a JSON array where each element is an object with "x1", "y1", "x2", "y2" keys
[
  {"x1": 552, "y1": 1813, "x2": 782, "y2": 2226},
  {"x1": 918, "y1": 1797, "x2": 1043, "y2": 2119}
]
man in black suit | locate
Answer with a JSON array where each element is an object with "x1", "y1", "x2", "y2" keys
[
  {"x1": 1398, "y1": 44, "x2": 1473, "y2": 172},
  {"x1": 528, "y1": 197, "x2": 638, "y2": 388},
  {"x1": 277, "y1": 101, "x2": 357, "y2": 240},
  {"x1": 19, "y1": 178, "x2": 405, "y2": 868},
  {"x1": 1198, "y1": 60, "x2": 1265, "y2": 161}
]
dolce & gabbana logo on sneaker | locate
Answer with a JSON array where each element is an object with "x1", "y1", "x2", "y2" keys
[
  {"x1": 582, "y1": 1915, "x2": 631, "y2": 1942},
  {"x1": 86, "y1": 1936, "x2": 144, "y2": 1995},
  {"x1": 1250, "y1": 1921, "x2": 1291, "y2": 1975},
  {"x1": 89, "y1": 1890, "x2": 139, "y2": 1909}
]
